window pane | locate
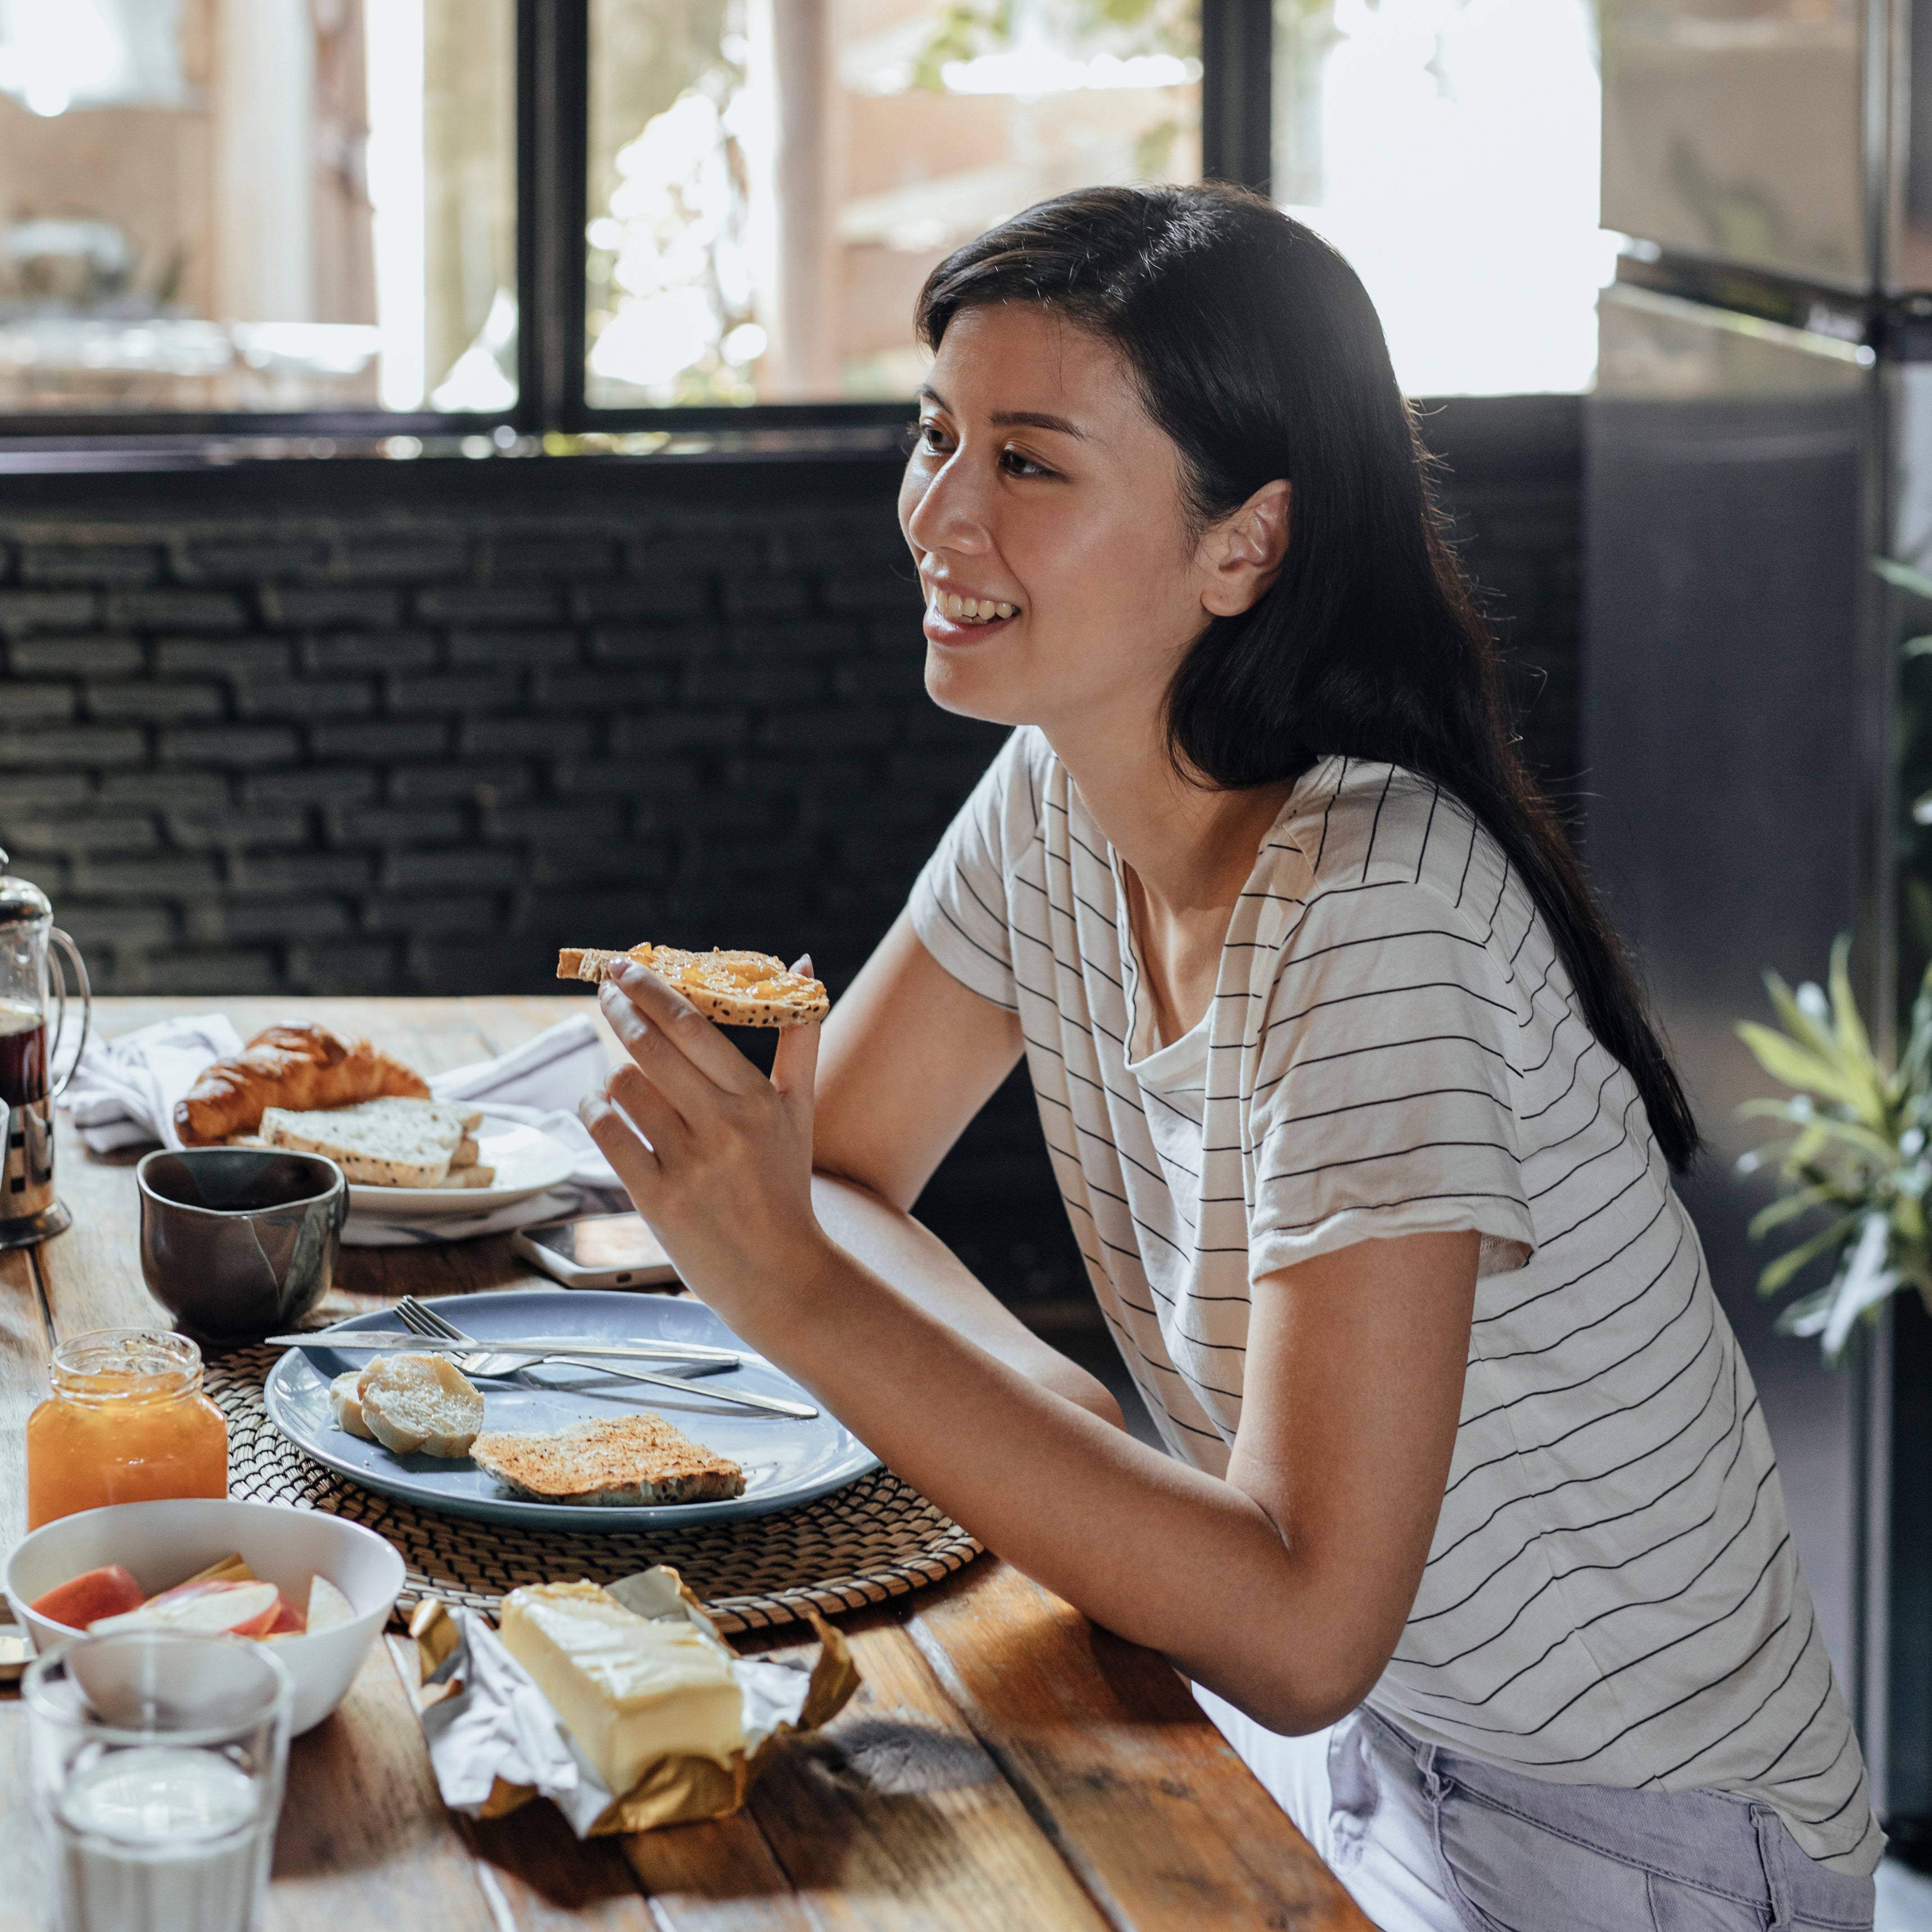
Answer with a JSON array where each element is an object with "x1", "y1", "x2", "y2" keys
[
  {"x1": 586, "y1": 0, "x2": 1201, "y2": 408},
  {"x1": 0, "y1": 0, "x2": 515, "y2": 417},
  {"x1": 1273, "y1": 0, "x2": 1609, "y2": 397}
]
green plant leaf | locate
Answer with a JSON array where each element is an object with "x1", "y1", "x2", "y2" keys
[
  {"x1": 1778, "y1": 1113, "x2": 1897, "y2": 1167},
  {"x1": 1782, "y1": 1126, "x2": 1837, "y2": 1175},
  {"x1": 1758, "y1": 1213, "x2": 1863, "y2": 1294},
  {"x1": 1739, "y1": 932, "x2": 1924, "y2": 1357},
  {"x1": 1731, "y1": 1113, "x2": 1889, "y2": 1180},
  {"x1": 1903, "y1": 961, "x2": 1932, "y2": 1097},
  {"x1": 1763, "y1": 971, "x2": 1841, "y2": 1063},
  {"x1": 1773, "y1": 1284, "x2": 1836, "y2": 1334},
  {"x1": 1788, "y1": 1125, "x2": 1839, "y2": 1173},
  {"x1": 1873, "y1": 555, "x2": 1932, "y2": 599},
  {"x1": 1791, "y1": 1159, "x2": 1845, "y2": 1193},
  {"x1": 1736, "y1": 1022, "x2": 1865, "y2": 1106},
  {"x1": 1828, "y1": 936, "x2": 1888, "y2": 1122},
  {"x1": 1893, "y1": 1190, "x2": 1931, "y2": 1260},
  {"x1": 1749, "y1": 1185, "x2": 1845, "y2": 1238}
]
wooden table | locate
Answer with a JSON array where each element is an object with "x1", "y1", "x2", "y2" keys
[{"x1": 0, "y1": 997, "x2": 1373, "y2": 1932}]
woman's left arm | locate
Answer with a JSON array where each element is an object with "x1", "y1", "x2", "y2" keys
[{"x1": 584, "y1": 963, "x2": 1477, "y2": 1735}]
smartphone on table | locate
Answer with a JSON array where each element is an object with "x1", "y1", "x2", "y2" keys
[{"x1": 510, "y1": 1213, "x2": 679, "y2": 1290}]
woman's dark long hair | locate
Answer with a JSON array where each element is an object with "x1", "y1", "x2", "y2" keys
[{"x1": 915, "y1": 182, "x2": 1699, "y2": 1173}]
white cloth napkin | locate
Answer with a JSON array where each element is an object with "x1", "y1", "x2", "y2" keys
[
  {"x1": 434, "y1": 1014, "x2": 622, "y2": 1192},
  {"x1": 58, "y1": 1011, "x2": 632, "y2": 1245},
  {"x1": 63, "y1": 1014, "x2": 246, "y2": 1154},
  {"x1": 347, "y1": 1015, "x2": 628, "y2": 1247},
  {"x1": 430, "y1": 1013, "x2": 612, "y2": 1116}
]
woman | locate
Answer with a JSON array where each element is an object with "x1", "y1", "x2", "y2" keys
[{"x1": 583, "y1": 184, "x2": 1880, "y2": 1930}]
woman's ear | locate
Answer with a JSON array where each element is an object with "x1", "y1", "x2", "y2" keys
[{"x1": 1199, "y1": 480, "x2": 1292, "y2": 618}]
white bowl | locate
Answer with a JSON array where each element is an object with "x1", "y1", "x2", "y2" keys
[{"x1": 4, "y1": 1498, "x2": 405, "y2": 1736}]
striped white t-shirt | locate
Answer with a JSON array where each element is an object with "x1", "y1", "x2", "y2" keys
[{"x1": 909, "y1": 729, "x2": 1879, "y2": 1875}]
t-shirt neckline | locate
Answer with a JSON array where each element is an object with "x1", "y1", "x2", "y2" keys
[{"x1": 1103, "y1": 773, "x2": 1323, "y2": 1088}]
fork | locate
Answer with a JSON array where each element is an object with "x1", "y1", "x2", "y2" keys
[
  {"x1": 391, "y1": 1296, "x2": 819, "y2": 1420},
  {"x1": 389, "y1": 1295, "x2": 735, "y2": 1382}
]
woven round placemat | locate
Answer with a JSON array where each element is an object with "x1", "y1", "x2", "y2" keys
[{"x1": 205, "y1": 1347, "x2": 982, "y2": 1634}]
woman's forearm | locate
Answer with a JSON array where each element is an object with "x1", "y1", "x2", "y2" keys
[
  {"x1": 728, "y1": 1219, "x2": 1371, "y2": 1734},
  {"x1": 810, "y1": 1172, "x2": 1124, "y2": 1425},
  {"x1": 579, "y1": 967, "x2": 1463, "y2": 1736}
]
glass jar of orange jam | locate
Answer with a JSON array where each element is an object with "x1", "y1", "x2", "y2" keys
[{"x1": 26, "y1": 1328, "x2": 227, "y2": 1529}]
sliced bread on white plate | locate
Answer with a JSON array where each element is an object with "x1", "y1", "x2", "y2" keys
[
  {"x1": 431, "y1": 1164, "x2": 497, "y2": 1189},
  {"x1": 259, "y1": 1096, "x2": 484, "y2": 1188}
]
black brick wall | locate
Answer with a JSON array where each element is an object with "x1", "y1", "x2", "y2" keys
[{"x1": 0, "y1": 393, "x2": 1580, "y2": 1312}]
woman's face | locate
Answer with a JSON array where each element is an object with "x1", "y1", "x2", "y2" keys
[{"x1": 898, "y1": 303, "x2": 1211, "y2": 740}]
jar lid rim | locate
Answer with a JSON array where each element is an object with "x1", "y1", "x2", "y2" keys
[{"x1": 51, "y1": 1327, "x2": 202, "y2": 1381}]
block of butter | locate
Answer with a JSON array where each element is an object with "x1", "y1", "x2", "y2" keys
[{"x1": 498, "y1": 1580, "x2": 744, "y2": 1795}]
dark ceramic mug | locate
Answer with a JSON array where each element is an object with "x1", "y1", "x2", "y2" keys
[{"x1": 137, "y1": 1148, "x2": 348, "y2": 1341}]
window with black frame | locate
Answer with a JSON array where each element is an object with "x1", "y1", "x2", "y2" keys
[
  {"x1": 0, "y1": 0, "x2": 1609, "y2": 444},
  {"x1": 582, "y1": 0, "x2": 1202, "y2": 412},
  {"x1": 0, "y1": 0, "x2": 516, "y2": 433}
]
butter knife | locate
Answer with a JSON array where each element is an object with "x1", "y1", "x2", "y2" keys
[{"x1": 267, "y1": 1330, "x2": 740, "y2": 1365}]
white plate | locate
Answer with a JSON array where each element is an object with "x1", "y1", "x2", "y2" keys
[
  {"x1": 346, "y1": 1121, "x2": 576, "y2": 1220},
  {"x1": 263, "y1": 1290, "x2": 879, "y2": 1529}
]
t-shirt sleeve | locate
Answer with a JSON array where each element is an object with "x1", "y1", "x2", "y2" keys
[
  {"x1": 907, "y1": 729, "x2": 1042, "y2": 1011},
  {"x1": 1247, "y1": 881, "x2": 1536, "y2": 1282}
]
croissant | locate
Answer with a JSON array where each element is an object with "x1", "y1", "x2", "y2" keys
[{"x1": 174, "y1": 1023, "x2": 430, "y2": 1146}]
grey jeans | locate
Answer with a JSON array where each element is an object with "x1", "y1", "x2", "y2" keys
[{"x1": 1349, "y1": 1706, "x2": 1878, "y2": 1932}]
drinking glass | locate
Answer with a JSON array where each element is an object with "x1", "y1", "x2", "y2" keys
[{"x1": 24, "y1": 1631, "x2": 292, "y2": 1932}]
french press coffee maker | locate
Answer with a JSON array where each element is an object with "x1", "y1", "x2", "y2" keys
[{"x1": 0, "y1": 847, "x2": 90, "y2": 1249}]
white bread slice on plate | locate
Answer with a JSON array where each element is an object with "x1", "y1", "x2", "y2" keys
[
  {"x1": 431, "y1": 1164, "x2": 496, "y2": 1188},
  {"x1": 258, "y1": 1096, "x2": 480, "y2": 1187},
  {"x1": 470, "y1": 1413, "x2": 745, "y2": 1506},
  {"x1": 329, "y1": 1370, "x2": 375, "y2": 1439},
  {"x1": 357, "y1": 1354, "x2": 484, "y2": 1457},
  {"x1": 342, "y1": 1096, "x2": 483, "y2": 1136},
  {"x1": 557, "y1": 942, "x2": 828, "y2": 1029}
]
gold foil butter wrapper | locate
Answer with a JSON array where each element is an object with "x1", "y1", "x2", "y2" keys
[{"x1": 409, "y1": 1565, "x2": 859, "y2": 1837}]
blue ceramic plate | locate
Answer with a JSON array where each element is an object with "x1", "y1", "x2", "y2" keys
[{"x1": 262, "y1": 1289, "x2": 878, "y2": 1530}]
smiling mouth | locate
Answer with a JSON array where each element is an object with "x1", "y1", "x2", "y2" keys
[{"x1": 928, "y1": 587, "x2": 1019, "y2": 626}]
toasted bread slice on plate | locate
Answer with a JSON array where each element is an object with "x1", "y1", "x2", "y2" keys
[
  {"x1": 470, "y1": 1412, "x2": 746, "y2": 1506},
  {"x1": 558, "y1": 942, "x2": 828, "y2": 1028}
]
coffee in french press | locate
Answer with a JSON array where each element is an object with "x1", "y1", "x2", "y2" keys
[{"x1": 0, "y1": 847, "x2": 91, "y2": 1249}]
